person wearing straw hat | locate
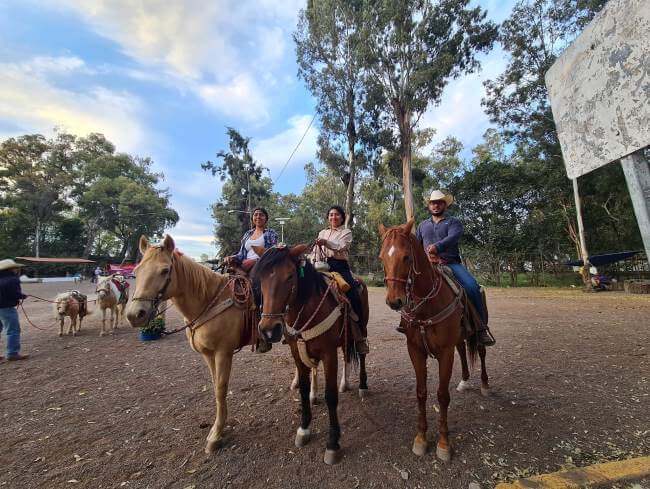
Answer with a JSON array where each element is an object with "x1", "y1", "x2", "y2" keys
[
  {"x1": 0, "y1": 259, "x2": 29, "y2": 361},
  {"x1": 410, "y1": 190, "x2": 495, "y2": 346}
]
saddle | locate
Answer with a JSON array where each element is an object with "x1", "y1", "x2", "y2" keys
[
  {"x1": 69, "y1": 290, "x2": 88, "y2": 317},
  {"x1": 111, "y1": 276, "x2": 130, "y2": 303},
  {"x1": 435, "y1": 265, "x2": 487, "y2": 339}
]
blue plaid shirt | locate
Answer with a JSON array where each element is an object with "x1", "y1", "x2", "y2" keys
[{"x1": 234, "y1": 228, "x2": 279, "y2": 263}]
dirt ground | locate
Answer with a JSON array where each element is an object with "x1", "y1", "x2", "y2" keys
[{"x1": 1, "y1": 281, "x2": 648, "y2": 489}]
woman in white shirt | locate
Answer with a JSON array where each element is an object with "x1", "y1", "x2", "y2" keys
[
  {"x1": 315, "y1": 205, "x2": 368, "y2": 354},
  {"x1": 226, "y1": 207, "x2": 279, "y2": 272}
]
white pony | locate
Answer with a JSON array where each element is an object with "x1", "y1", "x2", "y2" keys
[{"x1": 95, "y1": 275, "x2": 128, "y2": 336}]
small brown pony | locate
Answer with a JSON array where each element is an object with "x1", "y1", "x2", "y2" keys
[
  {"x1": 126, "y1": 235, "x2": 258, "y2": 454},
  {"x1": 54, "y1": 292, "x2": 86, "y2": 336},
  {"x1": 253, "y1": 244, "x2": 369, "y2": 465},
  {"x1": 378, "y1": 220, "x2": 487, "y2": 463}
]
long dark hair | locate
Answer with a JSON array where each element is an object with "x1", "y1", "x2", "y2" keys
[{"x1": 251, "y1": 247, "x2": 326, "y2": 304}]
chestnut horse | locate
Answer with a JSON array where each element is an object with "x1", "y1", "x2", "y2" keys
[
  {"x1": 126, "y1": 235, "x2": 258, "y2": 454},
  {"x1": 378, "y1": 220, "x2": 484, "y2": 463},
  {"x1": 253, "y1": 244, "x2": 369, "y2": 465}
]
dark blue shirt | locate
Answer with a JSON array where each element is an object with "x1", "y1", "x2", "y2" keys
[
  {"x1": 0, "y1": 271, "x2": 26, "y2": 308},
  {"x1": 415, "y1": 216, "x2": 463, "y2": 264}
]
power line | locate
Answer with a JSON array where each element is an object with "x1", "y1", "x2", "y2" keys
[{"x1": 274, "y1": 113, "x2": 317, "y2": 182}]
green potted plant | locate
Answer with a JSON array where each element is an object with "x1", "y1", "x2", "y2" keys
[{"x1": 139, "y1": 315, "x2": 166, "y2": 341}]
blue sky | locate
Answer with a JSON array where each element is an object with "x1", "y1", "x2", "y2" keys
[{"x1": 0, "y1": 0, "x2": 516, "y2": 258}]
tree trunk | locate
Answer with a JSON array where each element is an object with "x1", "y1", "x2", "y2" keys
[
  {"x1": 396, "y1": 103, "x2": 415, "y2": 223},
  {"x1": 35, "y1": 217, "x2": 41, "y2": 258},
  {"x1": 82, "y1": 218, "x2": 99, "y2": 259},
  {"x1": 344, "y1": 117, "x2": 356, "y2": 228}
]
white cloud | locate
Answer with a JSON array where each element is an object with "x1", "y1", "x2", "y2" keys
[
  {"x1": 419, "y1": 51, "x2": 508, "y2": 150},
  {"x1": 253, "y1": 114, "x2": 318, "y2": 174},
  {"x1": 0, "y1": 57, "x2": 146, "y2": 153},
  {"x1": 46, "y1": 0, "x2": 302, "y2": 124},
  {"x1": 196, "y1": 74, "x2": 270, "y2": 124}
]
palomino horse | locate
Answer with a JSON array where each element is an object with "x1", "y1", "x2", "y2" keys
[
  {"x1": 96, "y1": 276, "x2": 128, "y2": 336},
  {"x1": 126, "y1": 235, "x2": 258, "y2": 454},
  {"x1": 54, "y1": 292, "x2": 86, "y2": 336},
  {"x1": 253, "y1": 244, "x2": 369, "y2": 465},
  {"x1": 378, "y1": 220, "x2": 483, "y2": 463}
]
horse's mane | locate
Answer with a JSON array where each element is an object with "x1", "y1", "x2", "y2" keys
[
  {"x1": 251, "y1": 246, "x2": 326, "y2": 303},
  {"x1": 54, "y1": 292, "x2": 72, "y2": 302},
  {"x1": 170, "y1": 251, "x2": 227, "y2": 303}
]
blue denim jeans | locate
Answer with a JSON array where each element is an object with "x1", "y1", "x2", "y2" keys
[
  {"x1": 447, "y1": 263, "x2": 487, "y2": 325},
  {"x1": 0, "y1": 306, "x2": 21, "y2": 357}
]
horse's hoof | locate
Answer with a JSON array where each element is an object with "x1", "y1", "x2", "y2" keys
[
  {"x1": 338, "y1": 384, "x2": 348, "y2": 393},
  {"x1": 58, "y1": 333, "x2": 62, "y2": 337},
  {"x1": 204, "y1": 438, "x2": 222, "y2": 454},
  {"x1": 480, "y1": 385, "x2": 490, "y2": 397},
  {"x1": 358, "y1": 388, "x2": 368, "y2": 400},
  {"x1": 436, "y1": 445, "x2": 452, "y2": 463},
  {"x1": 99, "y1": 332, "x2": 104, "y2": 337},
  {"x1": 290, "y1": 380, "x2": 299, "y2": 390},
  {"x1": 295, "y1": 427, "x2": 311, "y2": 448},
  {"x1": 323, "y1": 448, "x2": 341, "y2": 465},
  {"x1": 456, "y1": 380, "x2": 471, "y2": 392},
  {"x1": 412, "y1": 438, "x2": 428, "y2": 456},
  {"x1": 310, "y1": 395, "x2": 318, "y2": 406}
]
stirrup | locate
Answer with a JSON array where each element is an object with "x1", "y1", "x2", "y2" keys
[{"x1": 478, "y1": 329, "x2": 496, "y2": 346}]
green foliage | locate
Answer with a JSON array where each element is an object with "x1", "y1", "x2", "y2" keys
[
  {"x1": 0, "y1": 131, "x2": 178, "y2": 261},
  {"x1": 140, "y1": 315, "x2": 166, "y2": 334},
  {"x1": 203, "y1": 128, "x2": 273, "y2": 257}
]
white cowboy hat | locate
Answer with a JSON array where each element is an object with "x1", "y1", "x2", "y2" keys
[
  {"x1": 427, "y1": 190, "x2": 454, "y2": 206},
  {"x1": 0, "y1": 259, "x2": 25, "y2": 271}
]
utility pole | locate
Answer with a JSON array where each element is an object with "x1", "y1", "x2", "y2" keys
[{"x1": 572, "y1": 178, "x2": 590, "y2": 285}]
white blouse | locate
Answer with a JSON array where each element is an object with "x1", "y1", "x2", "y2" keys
[{"x1": 245, "y1": 234, "x2": 265, "y2": 260}]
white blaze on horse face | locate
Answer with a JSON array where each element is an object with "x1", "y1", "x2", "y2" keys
[{"x1": 387, "y1": 245, "x2": 395, "y2": 258}]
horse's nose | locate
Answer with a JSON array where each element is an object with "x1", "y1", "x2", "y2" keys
[
  {"x1": 387, "y1": 298, "x2": 403, "y2": 311},
  {"x1": 126, "y1": 306, "x2": 147, "y2": 327},
  {"x1": 264, "y1": 323, "x2": 283, "y2": 343}
]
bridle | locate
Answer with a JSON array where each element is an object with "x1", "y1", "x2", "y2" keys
[
  {"x1": 258, "y1": 265, "x2": 298, "y2": 321},
  {"x1": 131, "y1": 252, "x2": 175, "y2": 323},
  {"x1": 380, "y1": 228, "x2": 441, "y2": 311}
]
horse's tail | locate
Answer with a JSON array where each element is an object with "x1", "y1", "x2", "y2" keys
[
  {"x1": 466, "y1": 331, "x2": 479, "y2": 369},
  {"x1": 345, "y1": 334, "x2": 360, "y2": 369}
]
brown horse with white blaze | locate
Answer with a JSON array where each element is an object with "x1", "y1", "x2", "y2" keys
[
  {"x1": 126, "y1": 235, "x2": 258, "y2": 454},
  {"x1": 253, "y1": 244, "x2": 369, "y2": 465},
  {"x1": 378, "y1": 220, "x2": 481, "y2": 463}
]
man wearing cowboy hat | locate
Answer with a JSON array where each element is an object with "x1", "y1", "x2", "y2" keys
[
  {"x1": 0, "y1": 259, "x2": 29, "y2": 361},
  {"x1": 412, "y1": 190, "x2": 495, "y2": 346}
]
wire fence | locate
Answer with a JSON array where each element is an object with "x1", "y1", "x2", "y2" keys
[{"x1": 350, "y1": 252, "x2": 649, "y2": 288}]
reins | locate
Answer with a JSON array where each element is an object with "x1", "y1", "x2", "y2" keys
[{"x1": 381, "y1": 227, "x2": 463, "y2": 357}]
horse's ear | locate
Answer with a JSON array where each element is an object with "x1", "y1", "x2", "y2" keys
[
  {"x1": 403, "y1": 219, "x2": 415, "y2": 235},
  {"x1": 378, "y1": 223, "x2": 387, "y2": 237},
  {"x1": 162, "y1": 234, "x2": 175, "y2": 253},
  {"x1": 289, "y1": 244, "x2": 309, "y2": 257},
  {"x1": 139, "y1": 235, "x2": 149, "y2": 254}
]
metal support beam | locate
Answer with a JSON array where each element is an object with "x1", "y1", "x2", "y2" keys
[
  {"x1": 572, "y1": 178, "x2": 590, "y2": 282},
  {"x1": 621, "y1": 149, "x2": 650, "y2": 258}
]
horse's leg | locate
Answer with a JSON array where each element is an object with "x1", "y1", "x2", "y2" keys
[
  {"x1": 338, "y1": 355, "x2": 349, "y2": 393},
  {"x1": 100, "y1": 308, "x2": 106, "y2": 336},
  {"x1": 407, "y1": 340, "x2": 428, "y2": 456},
  {"x1": 59, "y1": 317, "x2": 63, "y2": 337},
  {"x1": 110, "y1": 306, "x2": 117, "y2": 332},
  {"x1": 479, "y1": 345, "x2": 490, "y2": 397},
  {"x1": 310, "y1": 366, "x2": 318, "y2": 405},
  {"x1": 322, "y1": 348, "x2": 341, "y2": 465},
  {"x1": 358, "y1": 353, "x2": 368, "y2": 399},
  {"x1": 456, "y1": 341, "x2": 471, "y2": 392},
  {"x1": 294, "y1": 360, "x2": 313, "y2": 448},
  {"x1": 435, "y1": 346, "x2": 455, "y2": 463},
  {"x1": 290, "y1": 366, "x2": 299, "y2": 390},
  {"x1": 205, "y1": 350, "x2": 233, "y2": 454},
  {"x1": 70, "y1": 316, "x2": 77, "y2": 336}
]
